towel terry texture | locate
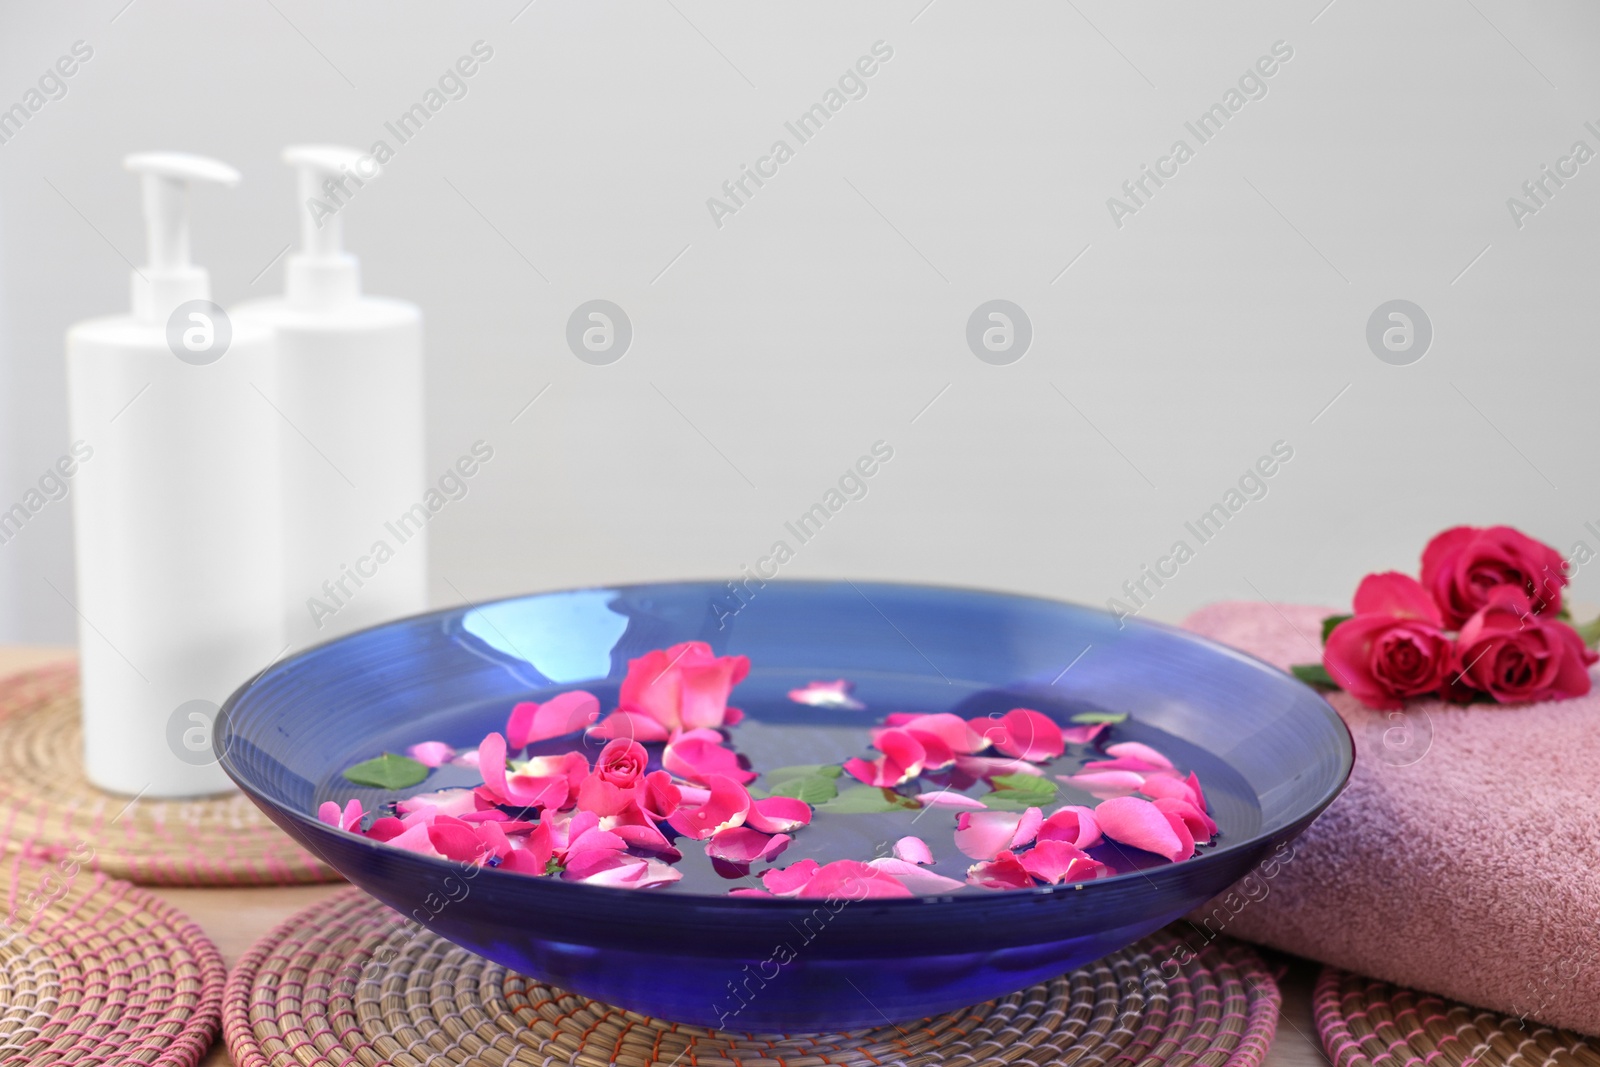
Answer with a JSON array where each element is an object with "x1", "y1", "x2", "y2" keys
[{"x1": 1183, "y1": 600, "x2": 1600, "y2": 1036}]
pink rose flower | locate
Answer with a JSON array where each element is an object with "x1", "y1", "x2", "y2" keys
[
  {"x1": 1453, "y1": 586, "x2": 1596, "y2": 704},
  {"x1": 614, "y1": 641, "x2": 749, "y2": 734},
  {"x1": 595, "y1": 738, "x2": 647, "y2": 789},
  {"x1": 1322, "y1": 572, "x2": 1454, "y2": 709},
  {"x1": 1420, "y1": 525, "x2": 1567, "y2": 629}
]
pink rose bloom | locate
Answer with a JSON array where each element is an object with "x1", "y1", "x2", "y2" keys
[
  {"x1": 615, "y1": 641, "x2": 749, "y2": 734},
  {"x1": 1420, "y1": 525, "x2": 1567, "y2": 629},
  {"x1": 1453, "y1": 587, "x2": 1596, "y2": 704},
  {"x1": 595, "y1": 738, "x2": 647, "y2": 789},
  {"x1": 1323, "y1": 572, "x2": 1454, "y2": 709}
]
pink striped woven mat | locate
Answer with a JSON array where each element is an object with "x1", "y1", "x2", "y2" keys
[
  {"x1": 0, "y1": 662, "x2": 337, "y2": 886},
  {"x1": 0, "y1": 852, "x2": 224, "y2": 1066}
]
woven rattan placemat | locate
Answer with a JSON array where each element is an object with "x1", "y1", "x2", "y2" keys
[
  {"x1": 0, "y1": 663, "x2": 336, "y2": 886},
  {"x1": 0, "y1": 852, "x2": 225, "y2": 1066},
  {"x1": 1315, "y1": 967, "x2": 1600, "y2": 1067},
  {"x1": 224, "y1": 886, "x2": 1281, "y2": 1067}
]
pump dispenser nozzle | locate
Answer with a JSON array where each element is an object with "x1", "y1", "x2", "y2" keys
[
  {"x1": 123, "y1": 152, "x2": 240, "y2": 323},
  {"x1": 283, "y1": 145, "x2": 372, "y2": 310}
]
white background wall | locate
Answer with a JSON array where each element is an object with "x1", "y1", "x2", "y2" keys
[{"x1": 3, "y1": 0, "x2": 1598, "y2": 647}]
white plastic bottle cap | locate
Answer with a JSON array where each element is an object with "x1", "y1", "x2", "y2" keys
[
  {"x1": 283, "y1": 144, "x2": 373, "y2": 309},
  {"x1": 123, "y1": 152, "x2": 241, "y2": 323}
]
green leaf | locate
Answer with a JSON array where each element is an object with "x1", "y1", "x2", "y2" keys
[
  {"x1": 815, "y1": 786, "x2": 920, "y2": 814},
  {"x1": 988, "y1": 773, "x2": 1051, "y2": 794},
  {"x1": 1320, "y1": 614, "x2": 1353, "y2": 645},
  {"x1": 769, "y1": 775, "x2": 839, "y2": 804},
  {"x1": 761, "y1": 764, "x2": 844, "y2": 804},
  {"x1": 545, "y1": 856, "x2": 564, "y2": 876},
  {"x1": 1290, "y1": 663, "x2": 1338, "y2": 689},
  {"x1": 764, "y1": 764, "x2": 836, "y2": 785},
  {"x1": 1069, "y1": 711, "x2": 1127, "y2": 725},
  {"x1": 342, "y1": 753, "x2": 430, "y2": 790},
  {"x1": 983, "y1": 793, "x2": 1038, "y2": 811},
  {"x1": 983, "y1": 773, "x2": 1058, "y2": 811}
]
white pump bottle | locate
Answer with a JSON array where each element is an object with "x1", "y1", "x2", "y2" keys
[
  {"x1": 66, "y1": 153, "x2": 283, "y2": 797},
  {"x1": 234, "y1": 145, "x2": 427, "y2": 651}
]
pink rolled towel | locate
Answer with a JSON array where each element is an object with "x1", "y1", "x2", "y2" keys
[{"x1": 1184, "y1": 600, "x2": 1600, "y2": 1035}]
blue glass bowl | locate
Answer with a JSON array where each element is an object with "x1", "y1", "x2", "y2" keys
[{"x1": 218, "y1": 580, "x2": 1350, "y2": 1031}]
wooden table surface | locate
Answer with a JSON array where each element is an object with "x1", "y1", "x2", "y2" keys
[{"x1": 1, "y1": 645, "x2": 1329, "y2": 1067}]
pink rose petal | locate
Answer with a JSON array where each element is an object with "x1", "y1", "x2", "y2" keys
[
  {"x1": 1154, "y1": 797, "x2": 1214, "y2": 844},
  {"x1": 761, "y1": 859, "x2": 821, "y2": 896},
  {"x1": 706, "y1": 827, "x2": 792, "y2": 863},
  {"x1": 1095, "y1": 795, "x2": 1190, "y2": 862},
  {"x1": 603, "y1": 812, "x2": 683, "y2": 861},
  {"x1": 316, "y1": 800, "x2": 342, "y2": 829},
  {"x1": 795, "y1": 859, "x2": 913, "y2": 899},
  {"x1": 397, "y1": 788, "x2": 479, "y2": 819},
  {"x1": 1058, "y1": 770, "x2": 1146, "y2": 798},
  {"x1": 568, "y1": 854, "x2": 683, "y2": 888},
  {"x1": 562, "y1": 830, "x2": 630, "y2": 880},
  {"x1": 499, "y1": 849, "x2": 551, "y2": 876},
  {"x1": 663, "y1": 731, "x2": 757, "y2": 786},
  {"x1": 318, "y1": 798, "x2": 364, "y2": 832},
  {"x1": 506, "y1": 690, "x2": 601, "y2": 749},
  {"x1": 538, "y1": 809, "x2": 574, "y2": 850},
  {"x1": 1060, "y1": 722, "x2": 1109, "y2": 745},
  {"x1": 406, "y1": 741, "x2": 455, "y2": 768},
  {"x1": 901, "y1": 728, "x2": 955, "y2": 769},
  {"x1": 913, "y1": 789, "x2": 989, "y2": 810},
  {"x1": 1104, "y1": 741, "x2": 1173, "y2": 769},
  {"x1": 641, "y1": 770, "x2": 683, "y2": 820},
  {"x1": 893, "y1": 835, "x2": 934, "y2": 865},
  {"x1": 1163, "y1": 810, "x2": 1196, "y2": 861},
  {"x1": 1083, "y1": 757, "x2": 1174, "y2": 774},
  {"x1": 397, "y1": 804, "x2": 438, "y2": 828},
  {"x1": 744, "y1": 795, "x2": 812, "y2": 834},
  {"x1": 385, "y1": 821, "x2": 443, "y2": 858},
  {"x1": 868, "y1": 857, "x2": 965, "y2": 894},
  {"x1": 1037, "y1": 805, "x2": 1101, "y2": 849},
  {"x1": 472, "y1": 820, "x2": 514, "y2": 861},
  {"x1": 954, "y1": 807, "x2": 1043, "y2": 860},
  {"x1": 884, "y1": 712, "x2": 987, "y2": 754},
  {"x1": 675, "y1": 785, "x2": 710, "y2": 807},
  {"x1": 665, "y1": 774, "x2": 751, "y2": 840},
  {"x1": 966, "y1": 850, "x2": 1035, "y2": 890},
  {"x1": 1137, "y1": 775, "x2": 1195, "y2": 803},
  {"x1": 426, "y1": 817, "x2": 485, "y2": 863},
  {"x1": 1017, "y1": 840, "x2": 1106, "y2": 885},
  {"x1": 512, "y1": 819, "x2": 556, "y2": 872},
  {"x1": 987, "y1": 708, "x2": 1065, "y2": 762},
  {"x1": 954, "y1": 755, "x2": 1043, "y2": 780},
  {"x1": 478, "y1": 733, "x2": 572, "y2": 809},
  {"x1": 844, "y1": 728, "x2": 927, "y2": 787},
  {"x1": 588, "y1": 710, "x2": 673, "y2": 744},
  {"x1": 787, "y1": 680, "x2": 866, "y2": 710},
  {"x1": 367, "y1": 816, "x2": 405, "y2": 842},
  {"x1": 576, "y1": 774, "x2": 639, "y2": 818},
  {"x1": 842, "y1": 756, "x2": 887, "y2": 787}
]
